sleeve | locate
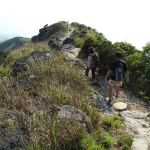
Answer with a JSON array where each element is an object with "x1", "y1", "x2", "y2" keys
[
  {"x1": 109, "y1": 62, "x2": 115, "y2": 71},
  {"x1": 96, "y1": 53, "x2": 99, "y2": 59}
]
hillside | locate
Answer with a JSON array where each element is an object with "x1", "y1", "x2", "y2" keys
[
  {"x1": 31, "y1": 21, "x2": 107, "y2": 46},
  {"x1": 0, "y1": 37, "x2": 31, "y2": 52},
  {"x1": 0, "y1": 21, "x2": 150, "y2": 149}
]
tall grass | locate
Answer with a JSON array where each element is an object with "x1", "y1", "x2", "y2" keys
[{"x1": 0, "y1": 42, "x2": 133, "y2": 149}]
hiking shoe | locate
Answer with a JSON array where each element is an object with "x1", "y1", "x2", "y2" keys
[
  {"x1": 92, "y1": 79, "x2": 97, "y2": 82},
  {"x1": 115, "y1": 95, "x2": 118, "y2": 99},
  {"x1": 107, "y1": 98, "x2": 112, "y2": 105}
]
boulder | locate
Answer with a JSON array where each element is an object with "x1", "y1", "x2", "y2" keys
[
  {"x1": 12, "y1": 56, "x2": 34, "y2": 72},
  {"x1": 0, "y1": 109, "x2": 26, "y2": 150},
  {"x1": 49, "y1": 42, "x2": 62, "y2": 51},
  {"x1": 112, "y1": 102, "x2": 127, "y2": 110},
  {"x1": 57, "y1": 105, "x2": 93, "y2": 132},
  {"x1": 63, "y1": 37, "x2": 74, "y2": 45}
]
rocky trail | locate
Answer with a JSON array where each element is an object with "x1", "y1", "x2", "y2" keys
[{"x1": 62, "y1": 24, "x2": 150, "y2": 149}]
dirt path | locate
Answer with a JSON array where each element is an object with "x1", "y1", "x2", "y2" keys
[
  {"x1": 94, "y1": 76, "x2": 149, "y2": 113},
  {"x1": 63, "y1": 46, "x2": 149, "y2": 114}
]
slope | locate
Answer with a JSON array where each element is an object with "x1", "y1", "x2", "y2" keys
[{"x1": 0, "y1": 37, "x2": 31, "y2": 52}]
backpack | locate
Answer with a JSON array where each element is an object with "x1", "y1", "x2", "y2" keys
[
  {"x1": 115, "y1": 62, "x2": 123, "y2": 81},
  {"x1": 90, "y1": 54, "x2": 99, "y2": 68}
]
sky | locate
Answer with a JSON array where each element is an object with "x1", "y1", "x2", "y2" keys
[{"x1": 0, "y1": 0, "x2": 150, "y2": 50}]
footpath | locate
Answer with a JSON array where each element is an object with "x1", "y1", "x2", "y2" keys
[{"x1": 62, "y1": 47, "x2": 150, "y2": 150}]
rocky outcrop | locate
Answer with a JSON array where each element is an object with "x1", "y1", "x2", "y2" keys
[
  {"x1": 11, "y1": 51, "x2": 52, "y2": 73},
  {"x1": 57, "y1": 105, "x2": 93, "y2": 132},
  {"x1": 0, "y1": 109, "x2": 26, "y2": 150},
  {"x1": 120, "y1": 110, "x2": 150, "y2": 150},
  {"x1": 48, "y1": 41, "x2": 62, "y2": 51},
  {"x1": 63, "y1": 37, "x2": 75, "y2": 45},
  {"x1": 48, "y1": 23, "x2": 75, "y2": 51},
  {"x1": 10, "y1": 75, "x2": 36, "y2": 88},
  {"x1": 12, "y1": 55, "x2": 34, "y2": 72}
]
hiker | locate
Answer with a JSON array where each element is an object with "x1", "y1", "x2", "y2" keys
[
  {"x1": 85, "y1": 47, "x2": 99, "y2": 79},
  {"x1": 104, "y1": 51, "x2": 129, "y2": 105}
]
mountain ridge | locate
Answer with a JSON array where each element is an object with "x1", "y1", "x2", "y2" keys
[
  {"x1": 0, "y1": 36, "x2": 30, "y2": 52},
  {"x1": 0, "y1": 20, "x2": 150, "y2": 149}
]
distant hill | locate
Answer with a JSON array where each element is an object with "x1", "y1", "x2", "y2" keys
[
  {"x1": 0, "y1": 33, "x2": 19, "y2": 43},
  {"x1": 31, "y1": 21, "x2": 69, "y2": 42},
  {"x1": 0, "y1": 37, "x2": 31, "y2": 52},
  {"x1": 0, "y1": 39, "x2": 8, "y2": 43},
  {"x1": 31, "y1": 21, "x2": 108, "y2": 48}
]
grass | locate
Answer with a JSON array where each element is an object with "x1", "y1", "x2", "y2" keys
[{"x1": 0, "y1": 42, "x2": 133, "y2": 150}]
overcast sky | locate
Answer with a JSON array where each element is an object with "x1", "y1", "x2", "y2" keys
[{"x1": 0, "y1": 0, "x2": 150, "y2": 50}]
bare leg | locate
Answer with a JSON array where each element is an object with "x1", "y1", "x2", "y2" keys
[
  {"x1": 85, "y1": 67, "x2": 90, "y2": 76},
  {"x1": 109, "y1": 84, "x2": 113, "y2": 99},
  {"x1": 115, "y1": 86, "x2": 120, "y2": 96}
]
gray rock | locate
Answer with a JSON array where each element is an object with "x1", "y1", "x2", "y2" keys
[
  {"x1": 11, "y1": 75, "x2": 36, "y2": 87},
  {"x1": 12, "y1": 55, "x2": 34, "y2": 72},
  {"x1": 11, "y1": 51, "x2": 52, "y2": 73},
  {"x1": 120, "y1": 110, "x2": 150, "y2": 149},
  {"x1": 0, "y1": 109, "x2": 26, "y2": 150},
  {"x1": 63, "y1": 37, "x2": 74, "y2": 45},
  {"x1": 57, "y1": 105, "x2": 93, "y2": 132},
  {"x1": 131, "y1": 138, "x2": 148, "y2": 150},
  {"x1": 31, "y1": 51, "x2": 52, "y2": 60},
  {"x1": 113, "y1": 102, "x2": 127, "y2": 110},
  {"x1": 91, "y1": 94, "x2": 112, "y2": 114}
]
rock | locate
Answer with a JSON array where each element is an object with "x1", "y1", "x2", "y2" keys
[
  {"x1": 10, "y1": 75, "x2": 36, "y2": 87},
  {"x1": 63, "y1": 37, "x2": 74, "y2": 45},
  {"x1": 12, "y1": 56, "x2": 34, "y2": 72},
  {"x1": 131, "y1": 138, "x2": 148, "y2": 150},
  {"x1": 49, "y1": 42, "x2": 62, "y2": 51},
  {"x1": 120, "y1": 110, "x2": 150, "y2": 149},
  {"x1": 11, "y1": 51, "x2": 52, "y2": 73},
  {"x1": 0, "y1": 109, "x2": 26, "y2": 150},
  {"x1": 120, "y1": 110, "x2": 148, "y2": 119},
  {"x1": 62, "y1": 44, "x2": 70, "y2": 49},
  {"x1": 31, "y1": 51, "x2": 52, "y2": 60},
  {"x1": 57, "y1": 105, "x2": 93, "y2": 132},
  {"x1": 90, "y1": 94, "x2": 112, "y2": 114},
  {"x1": 113, "y1": 102, "x2": 127, "y2": 110}
]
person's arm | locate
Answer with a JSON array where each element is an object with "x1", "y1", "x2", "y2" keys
[
  {"x1": 104, "y1": 69, "x2": 112, "y2": 83},
  {"x1": 125, "y1": 71, "x2": 129, "y2": 83}
]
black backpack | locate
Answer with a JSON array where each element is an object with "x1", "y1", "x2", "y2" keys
[
  {"x1": 90, "y1": 54, "x2": 99, "y2": 68},
  {"x1": 115, "y1": 61, "x2": 123, "y2": 81}
]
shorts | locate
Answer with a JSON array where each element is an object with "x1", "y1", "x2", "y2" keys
[{"x1": 108, "y1": 79, "x2": 122, "y2": 86}]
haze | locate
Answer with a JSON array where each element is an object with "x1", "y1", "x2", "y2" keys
[{"x1": 0, "y1": 0, "x2": 150, "y2": 50}]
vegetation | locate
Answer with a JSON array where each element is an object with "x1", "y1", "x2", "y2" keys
[
  {"x1": 71, "y1": 22, "x2": 107, "y2": 48},
  {"x1": 0, "y1": 37, "x2": 30, "y2": 52},
  {"x1": 1, "y1": 20, "x2": 149, "y2": 149},
  {"x1": 74, "y1": 23, "x2": 150, "y2": 101},
  {"x1": 0, "y1": 41, "x2": 133, "y2": 149}
]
